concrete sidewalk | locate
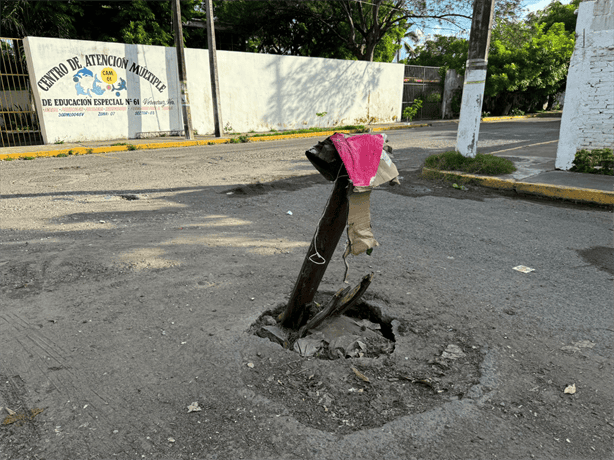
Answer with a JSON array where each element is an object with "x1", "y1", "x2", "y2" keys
[
  {"x1": 421, "y1": 117, "x2": 613, "y2": 206},
  {"x1": 1, "y1": 114, "x2": 612, "y2": 206}
]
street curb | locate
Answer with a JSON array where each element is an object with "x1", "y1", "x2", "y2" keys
[
  {"x1": 0, "y1": 131, "x2": 355, "y2": 160},
  {"x1": 422, "y1": 168, "x2": 614, "y2": 206},
  {"x1": 371, "y1": 123, "x2": 430, "y2": 132},
  {"x1": 481, "y1": 112, "x2": 562, "y2": 123},
  {"x1": 0, "y1": 124, "x2": 431, "y2": 161},
  {"x1": 0, "y1": 113, "x2": 560, "y2": 161}
]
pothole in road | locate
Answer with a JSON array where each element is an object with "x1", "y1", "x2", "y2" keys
[
  {"x1": 245, "y1": 294, "x2": 484, "y2": 434},
  {"x1": 250, "y1": 292, "x2": 397, "y2": 360}
]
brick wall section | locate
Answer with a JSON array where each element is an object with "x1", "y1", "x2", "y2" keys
[{"x1": 556, "y1": 0, "x2": 614, "y2": 170}]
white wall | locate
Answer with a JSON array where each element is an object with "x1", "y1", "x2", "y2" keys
[
  {"x1": 24, "y1": 37, "x2": 183, "y2": 144},
  {"x1": 186, "y1": 49, "x2": 403, "y2": 134},
  {"x1": 556, "y1": 0, "x2": 614, "y2": 170},
  {"x1": 24, "y1": 37, "x2": 404, "y2": 144}
]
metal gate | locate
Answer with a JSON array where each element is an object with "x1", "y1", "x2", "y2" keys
[
  {"x1": 402, "y1": 65, "x2": 442, "y2": 121},
  {"x1": 1, "y1": 38, "x2": 43, "y2": 147}
]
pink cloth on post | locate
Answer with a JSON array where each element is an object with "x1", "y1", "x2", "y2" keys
[{"x1": 330, "y1": 133, "x2": 385, "y2": 187}]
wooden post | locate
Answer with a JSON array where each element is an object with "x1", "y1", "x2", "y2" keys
[
  {"x1": 172, "y1": 0, "x2": 193, "y2": 140},
  {"x1": 280, "y1": 177, "x2": 350, "y2": 330}
]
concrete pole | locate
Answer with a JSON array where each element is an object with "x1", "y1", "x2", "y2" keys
[
  {"x1": 172, "y1": 0, "x2": 193, "y2": 140},
  {"x1": 455, "y1": 0, "x2": 495, "y2": 157},
  {"x1": 204, "y1": 0, "x2": 223, "y2": 138}
]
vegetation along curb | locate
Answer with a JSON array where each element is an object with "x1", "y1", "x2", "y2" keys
[{"x1": 422, "y1": 167, "x2": 614, "y2": 206}]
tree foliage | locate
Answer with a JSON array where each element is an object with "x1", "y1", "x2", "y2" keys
[
  {"x1": 1, "y1": 0, "x2": 524, "y2": 63},
  {"x1": 406, "y1": 0, "x2": 577, "y2": 115},
  {"x1": 486, "y1": 20, "x2": 574, "y2": 113},
  {"x1": 527, "y1": 0, "x2": 580, "y2": 34},
  {"x1": 1, "y1": 0, "x2": 82, "y2": 39},
  {"x1": 0, "y1": 0, "x2": 204, "y2": 47},
  {"x1": 214, "y1": 0, "x2": 437, "y2": 61},
  {"x1": 407, "y1": 35, "x2": 469, "y2": 70},
  {"x1": 214, "y1": 0, "x2": 520, "y2": 62}
]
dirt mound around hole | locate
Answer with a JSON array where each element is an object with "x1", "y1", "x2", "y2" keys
[{"x1": 246, "y1": 294, "x2": 484, "y2": 434}]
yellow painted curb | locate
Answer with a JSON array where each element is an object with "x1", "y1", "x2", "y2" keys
[
  {"x1": 0, "y1": 115, "x2": 560, "y2": 161},
  {"x1": 0, "y1": 139, "x2": 232, "y2": 160},
  {"x1": 515, "y1": 182, "x2": 614, "y2": 206},
  {"x1": 0, "y1": 130, "x2": 360, "y2": 160},
  {"x1": 248, "y1": 130, "x2": 351, "y2": 142},
  {"x1": 372, "y1": 123, "x2": 429, "y2": 132},
  {"x1": 422, "y1": 168, "x2": 614, "y2": 206},
  {"x1": 482, "y1": 113, "x2": 561, "y2": 123}
]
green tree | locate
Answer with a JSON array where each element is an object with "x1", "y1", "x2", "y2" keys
[
  {"x1": 212, "y1": 0, "x2": 508, "y2": 62},
  {"x1": 406, "y1": 35, "x2": 469, "y2": 71},
  {"x1": 212, "y1": 1, "x2": 355, "y2": 59},
  {"x1": 1, "y1": 0, "x2": 82, "y2": 39},
  {"x1": 485, "y1": 20, "x2": 574, "y2": 113},
  {"x1": 1, "y1": 0, "x2": 522, "y2": 64},
  {"x1": 528, "y1": 0, "x2": 580, "y2": 33},
  {"x1": 406, "y1": 0, "x2": 576, "y2": 115},
  {"x1": 0, "y1": 0, "x2": 204, "y2": 47}
]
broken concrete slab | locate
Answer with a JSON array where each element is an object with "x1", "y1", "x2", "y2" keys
[{"x1": 257, "y1": 325, "x2": 289, "y2": 347}]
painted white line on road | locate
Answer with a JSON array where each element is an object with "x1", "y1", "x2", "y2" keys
[{"x1": 487, "y1": 140, "x2": 558, "y2": 155}]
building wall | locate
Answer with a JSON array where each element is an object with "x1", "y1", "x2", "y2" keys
[
  {"x1": 556, "y1": 0, "x2": 614, "y2": 170},
  {"x1": 24, "y1": 37, "x2": 403, "y2": 144}
]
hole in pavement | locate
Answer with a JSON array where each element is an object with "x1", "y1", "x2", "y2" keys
[
  {"x1": 244, "y1": 294, "x2": 485, "y2": 434},
  {"x1": 249, "y1": 291, "x2": 396, "y2": 360}
]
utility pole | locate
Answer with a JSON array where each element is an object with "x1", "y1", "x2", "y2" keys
[
  {"x1": 455, "y1": 0, "x2": 495, "y2": 157},
  {"x1": 204, "y1": 0, "x2": 223, "y2": 138},
  {"x1": 172, "y1": 0, "x2": 193, "y2": 140}
]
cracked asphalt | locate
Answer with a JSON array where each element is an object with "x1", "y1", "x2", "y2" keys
[{"x1": 1, "y1": 121, "x2": 612, "y2": 459}]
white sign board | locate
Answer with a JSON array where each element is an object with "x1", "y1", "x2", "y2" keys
[{"x1": 25, "y1": 37, "x2": 183, "y2": 143}]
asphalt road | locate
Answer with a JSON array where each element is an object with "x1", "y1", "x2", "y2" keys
[{"x1": 1, "y1": 119, "x2": 612, "y2": 459}]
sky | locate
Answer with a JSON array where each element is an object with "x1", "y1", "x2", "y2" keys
[{"x1": 523, "y1": 0, "x2": 568, "y2": 13}]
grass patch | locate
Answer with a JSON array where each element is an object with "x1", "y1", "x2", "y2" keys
[
  {"x1": 23, "y1": 156, "x2": 35, "y2": 160},
  {"x1": 570, "y1": 148, "x2": 613, "y2": 175},
  {"x1": 424, "y1": 151, "x2": 516, "y2": 175},
  {"x1": 127, "y1": 144, "x2": 137, "y2": 151},
  {"x1": 86, "y1": 148, "x2": 93, "y2": 154},
  {"x1": 56, "y1": 153, "x2": 68, "y2": 158},
  {"x1": 111, "y1": 142, "x2": 127, "y2": 146}
]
